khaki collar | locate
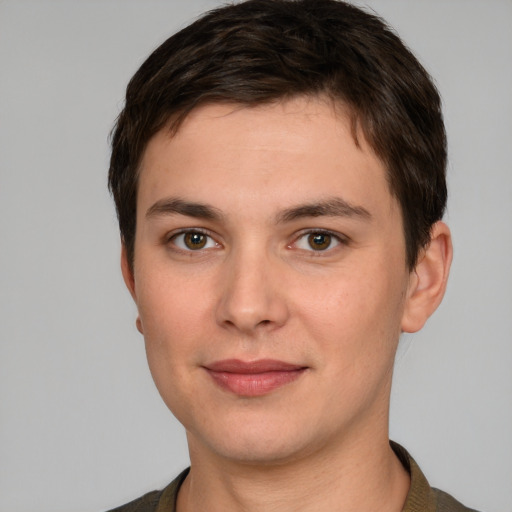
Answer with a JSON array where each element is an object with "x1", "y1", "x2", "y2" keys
[{"x1": 158, "y1": 442, "x2": 443, "y2": 512}]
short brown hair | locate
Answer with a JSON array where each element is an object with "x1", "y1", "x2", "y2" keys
[{"x1": 109, "y1": 0, "x2": 447, "y2": 271}]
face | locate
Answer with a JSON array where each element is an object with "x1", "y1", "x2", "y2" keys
[{"x1": 126, "y1": 97, "x2": 416, "y2": 466}]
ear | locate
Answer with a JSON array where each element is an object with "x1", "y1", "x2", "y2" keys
[
  {"x1": 121, "y1": 244, "x2": 144, "y2": 334},
  {"x1": 401, "y1": 221, "x2": 453, "y2": 333},
  {"x1": 121, "y1": 243, "x2": 137, "y2": 301}
]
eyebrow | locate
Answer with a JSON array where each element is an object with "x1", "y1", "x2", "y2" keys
[
  {"x1": 145, "y1": 197, "x2": 224, "y2": 221},
  {"x1": 276, "y1": 197, "x2": 372, "y2": 223},
  {"x1": 145, "y1": 196, "x2": 371, "y2": 224}
]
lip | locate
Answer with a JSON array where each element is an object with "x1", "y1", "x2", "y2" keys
[{"x1": 203, "y1": 359, "x2": 307, "y2": 397}]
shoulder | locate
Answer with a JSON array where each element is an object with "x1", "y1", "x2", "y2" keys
[
  {"x1": 391, "y1": 442, "x2": 482, "y2": 512},
  {"x1": 105, "y1": 468, "x2": 189, "y2": 512},
  {"x1": 432, "y1": 488, "x2": 481, "y2": 512},
  {"x1": 106, "y1": 490, "x2": 162, "y2": 512}
]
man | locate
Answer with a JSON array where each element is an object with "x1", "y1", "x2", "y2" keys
[{"x1": 107, "y1": 1, "x2": 479, "y2": 510}]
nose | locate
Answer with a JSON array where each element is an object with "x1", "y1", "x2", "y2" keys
[{"x1": 215, "y1": 248, "x2": 289, "y2": 335}]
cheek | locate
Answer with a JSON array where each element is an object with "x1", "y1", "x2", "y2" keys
[
  {"x1": 134, "y1": 271, "x2": 212, "y2": 384},
  {"x1": 295, "y1": 261, "x2": 408, "y2": 357},
  {"x1": 134, "y1": 274, "x2": 210, "y2": 418},
  {"x1": 137, "y1": 267, "x2": 208, "y2": 333}
]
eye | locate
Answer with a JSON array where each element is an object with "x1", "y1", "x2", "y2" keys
[
  {"x1": 171, "y1": 230, "x2": 218, "y2": 251},
  {"x1": 294, "y1": 231, "x2": 341, "y2": 252}
]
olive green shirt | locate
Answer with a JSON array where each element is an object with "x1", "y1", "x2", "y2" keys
[{"x1": 107, "y1": 443, "x2": 480, "y2": 512}]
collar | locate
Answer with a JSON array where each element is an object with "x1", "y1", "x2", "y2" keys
[{"x1": 157, "y1": 442, "x2": 452, "y2": 512}]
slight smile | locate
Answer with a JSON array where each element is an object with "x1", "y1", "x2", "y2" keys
[{"x1": 203, "y1": 359, "x2": 308, "y2": 397}]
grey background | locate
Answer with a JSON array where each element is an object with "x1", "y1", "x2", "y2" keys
[{"x1": 1, "y1": 1, "x2": 511, "y2": 511}]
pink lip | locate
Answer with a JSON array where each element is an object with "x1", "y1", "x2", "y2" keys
[{"x1": 204, "y1": 359, "x2": 307, "y2": 397}]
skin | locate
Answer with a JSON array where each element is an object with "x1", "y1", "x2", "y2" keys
[{"x1": 122, "y1": 96, "x2": 452, "y2": 512}]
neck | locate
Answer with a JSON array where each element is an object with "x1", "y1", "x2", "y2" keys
[{"x1": 177, "y1": 428, "x2": 409, "y2": 512}]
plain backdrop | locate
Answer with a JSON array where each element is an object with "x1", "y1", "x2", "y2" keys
[{"x1": 1, "y1": 1, "x2": 511, "y2": 511}]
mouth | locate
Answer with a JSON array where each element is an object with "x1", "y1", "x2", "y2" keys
[{"x1": 203, "y1": 359, "x2": 308, "y2": 397}]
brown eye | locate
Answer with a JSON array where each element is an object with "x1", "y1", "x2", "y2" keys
[
  {"x1": 171, "y1": 231, "x2": 218, "y2": 252},
  {"x1": 307, "y1": 233, "x2": 332, "y2": 250},
  {"x1": 184, "y1": 232, "x2": 208, "y2": 250}
]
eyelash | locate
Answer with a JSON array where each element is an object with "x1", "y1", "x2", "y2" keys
[
  {"x1": 291, "y1": 229, "x2": 348, "y2": 253},
  {"x1": 167, "y1": 229, "x2": 220, "y2": 252},
  {"x1": 166, "y1": 228, "x2": 348, "y2": 254}
]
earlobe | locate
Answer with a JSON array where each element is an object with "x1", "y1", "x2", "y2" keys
[
  {"x1": 121, "y1": 243, "x2": 137, "y2": 300},
  {"x1": 401, "y1": 221, "x2": 453, "y2": 333},
  {"x1": 135, "y1": 316, "x2": 144, "y2": 334}
]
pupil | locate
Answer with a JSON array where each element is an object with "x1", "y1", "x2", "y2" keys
[
  {"x1": 308, "y1": 233, "x2": 331, "y2": 250},
  {"x1": 185, "y1": 232, "x2": 206, "y2": 249}
]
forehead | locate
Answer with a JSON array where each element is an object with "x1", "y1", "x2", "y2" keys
[{"x1": 138, "y1": 97, "x2": 397, "y2": 222}]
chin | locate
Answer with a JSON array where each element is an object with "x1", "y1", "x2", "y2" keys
[
  {"x1": 210, "y1": 438, "x2": 308, "y2": 466},
  {"x1": 187, "y1": 416, "x2": 327, "y2": 467}
]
